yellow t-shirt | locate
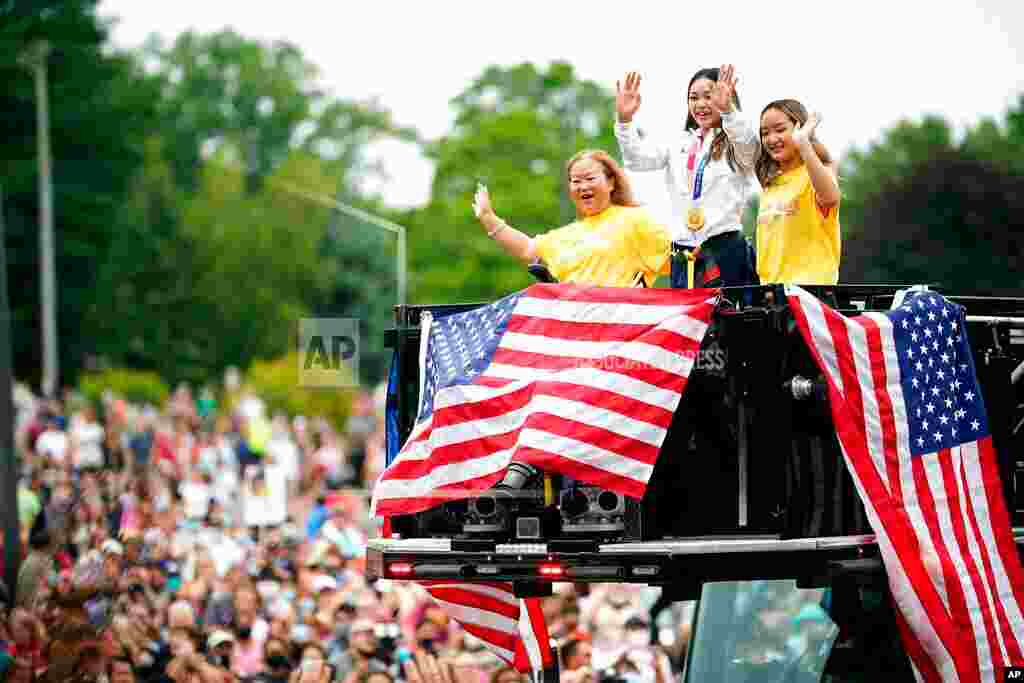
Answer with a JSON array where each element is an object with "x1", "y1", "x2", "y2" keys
[
  {"x1": 533, "y1": 205, "x2": 670, "y2": 287},
  {"x1": 756, "y1": 164, "x2": 841, "y2": 285}
]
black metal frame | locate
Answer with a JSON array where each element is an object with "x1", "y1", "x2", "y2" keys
[{"x1": 382, "y1": 284, "x2": 1024, "y2": 548}]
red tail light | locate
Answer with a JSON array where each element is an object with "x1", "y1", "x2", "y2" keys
[
  {"x1": 388, "y1": 562, "x2": 414, "y2": 577},
  {"x1": 538, "y1": 563, "x2": 564, "y2": 578}
]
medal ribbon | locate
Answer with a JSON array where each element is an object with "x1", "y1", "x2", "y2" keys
[
  {"x1": 691, "y1": 152, "x2": 710, "y2": 207},
  {"x1": 686, "y1": 131, "x2": 704, "y2": 172}
]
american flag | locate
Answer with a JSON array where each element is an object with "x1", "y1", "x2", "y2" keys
[
  {"x1": 372, "y1": 283, "x2": 714, "y2": 676},
  {"x1": 787, "y1": 285, "x2": 1024, "y2": 682},
  {"x1": 371, "y1": 283, "x2": 717, "y2": 516},
  {"x1": 420, "y1": 580, "x2": 554, "y2": 674}
]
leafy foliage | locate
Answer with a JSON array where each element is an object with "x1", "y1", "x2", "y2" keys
[
  {"x1": 841, "y1": 154, "x2": 1024, "y2": 292},
  {"x1": 6, "y1": 7, "x2": 1023, "y2": 398},
  {"x1": 24, "y1": 25, "x2": 414, "y2": 389},
  {"x1": 84, "y1": 137, "x2": 211, "y2": 383},
  {"x1": 78, "y1": 367, "x2": 170, "y2": 406},
  {"x1": 0, "y1": 0, "x2": 162, "y2": 389},
  {"x1": 144, "y1": 29, "x2": 418, "y2": 195},
  {"x1": 839, "y1": 98, "x2": 1024, "y2": 290},
  {"x1": 314, "y1": 211, "x2": 397, "y2": 386},
  {"x1": 245, "y1": 351, "x2": 353, "y2": 429},
  {"x1": 408, "y1": 62, "x2": 618, "y2": 304},
  {"x1": 838, "y1": 116, "x2": 955, "y2": 241}
]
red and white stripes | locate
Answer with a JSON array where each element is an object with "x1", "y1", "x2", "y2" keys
[{"x1": 788, "y1": 285, "x2": 1024, "y2": 682}]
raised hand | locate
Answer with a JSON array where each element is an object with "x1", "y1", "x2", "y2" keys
[
  {"x1": 404, "y1": 650, "x2": 455, "y2": 683},
  {"x1": 792, "y1": 111, "x2": 822, "y2": 147},
  {"x1": 710, "y1": 64, "x2": 738, "y2": 114},
  {"x1": 293, "y1": 659, "x2": 332, "y2": 683},
  {"x1": 615, "y1": 71, "x2": 642, "y2": 123},
  {"x1": 473, "y1": 183, "x2": 494, "y2": 221}
]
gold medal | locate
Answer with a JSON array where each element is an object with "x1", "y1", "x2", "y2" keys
[{"x1": 687, "y1": 206, "x2": 705, "y2": 232}]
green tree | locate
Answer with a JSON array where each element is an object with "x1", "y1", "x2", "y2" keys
[
  {"x1": 145, "y1": 29, "x2": 417, "y2": 194},
  {"x1": 81, "y1": 27, "x2": 416, "y2": 387},
  {"x1": 838, "y1": 115, "x2": 956, "y2": 245},
  {"x1": 246, "y1": 351, "x2": 353, "y2": 429},
  {"x1": 0, "y1": 0, "x2": 162, "y2": 389},
  {"x1": 315, "y1": 213, "x2": 397, "y2": 386},
  {"x1": 180, "y1": 151, "x2": 332, "y2": 375},
  {"x1": 84, "y1": 137, "x2": 214, "y2": 384},
  {"x1": 960, "y1": 94, "x2": 1024, "y2": 175},
  {"x1": 840, "y1": 154, "x2": 1024, "y2": 292},
  {"x1": 409, "y1": 62, "x2": 617, "y2": 304},
  {"x1": 79, "y1": 367, "x2": 170, "y2": 406},
  {"x1": 840, "y1": 98, "x2": 1024, "y2": 290}
]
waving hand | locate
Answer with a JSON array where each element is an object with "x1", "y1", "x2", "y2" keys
[
  {"x1": 792, "y1": 111, "x2": 822, "y2": 148},
  {"x1": 710, "y1": 63, "x2": 738, "y2": 114},
  {"x1": 616, "y1": 71, "x2": 643, "y2": 123}
]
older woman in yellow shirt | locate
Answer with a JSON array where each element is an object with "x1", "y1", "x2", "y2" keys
[{"x1": 473, "y1": 149, "x2": 670, "y2": 288}]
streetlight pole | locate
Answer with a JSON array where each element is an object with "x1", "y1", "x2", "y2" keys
[
  {"x1": 557, "y1": 87, "x2": 578, "y2": 225},
  {"x1": 22, "y1": 41, "x2": 57, "y2": 398},
  {"x1": 0, "y1": 184, "x2": 22, "y2": 599},
  {"x1": 273, "y1": 180, "x2": 407, "y2": 306}
]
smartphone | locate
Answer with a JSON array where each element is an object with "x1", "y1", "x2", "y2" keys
[{"x1": 528, "y1": 259, "x2": 558, "y2": 284}]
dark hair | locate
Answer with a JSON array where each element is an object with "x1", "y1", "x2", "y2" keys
[
  {"x1": 359, "y1": 670, "x2": 395, "y2": 683},
  {"x1": 685, "y1": 67, "x2": 744, "y2": 172},
  {"x1": 560, "y1": 636, "x2": 588, "y2": 664},
  {"x1": 755, "y1": 99, "x2": 833, "y2": 187},
  {"x1": 301, "y1": 641, "x2": 328, "y2": 660},
  {"x1": 265, "y1": 636, "x2": 290, "y2": 653}
]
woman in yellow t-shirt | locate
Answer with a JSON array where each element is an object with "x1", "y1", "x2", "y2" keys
[
  {"x1": 755, "y1": 100, "x2": 841, "y2": 285},
  {"x1": 472, "y1": 150, "x2": 670, "y2": 288}
]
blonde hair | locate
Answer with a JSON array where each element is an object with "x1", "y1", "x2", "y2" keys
[
  {"x1": 565, "y1": 150, "x2": 640, "y2": 217},
  {"x1": 756, "y1": 99, "x2": 834, "y2": 187}
]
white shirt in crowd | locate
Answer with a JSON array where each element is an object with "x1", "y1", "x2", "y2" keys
[
  {"x1": 615, "y1": 110, "x2": 761, "y2": 247},
  {"x1": 180, "y1": 478, "x2": 212, "y2": 521},
  {"x1": 180, "y1": 526, "x2": 246, "y2": 578},
  {"x1": 266, "y1": 433, "x2": 300, "y2": 485},
  {"x1": 72, "y1": 418, "x2": 105, "y2": 469},
  {"x1": 237, "y1": 394, "x2": 266, "y2": 421},
  {"x1": 37, "y1": 427, "x2": 69, "y2": 463},
  {"x1": 242, "y1": 468, "x2": 288, "y2": 528}
]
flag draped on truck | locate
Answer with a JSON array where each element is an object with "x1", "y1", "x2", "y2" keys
[
  {"x1": 372, "y1": 283, "x2": 718, "y2": 675},
  {"x1": 787, "y1": 285, "x2": 1024, "y2": 682},
  {"x1": 419, "y1": 579, "x2": 554, "y2": 674},
  {"x1": 371, "y1": 283, "x2": 718, "y2": 516}
]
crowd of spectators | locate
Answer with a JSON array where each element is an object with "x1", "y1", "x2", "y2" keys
[{"x1": 0, "y1": 377, "x2": 830, "y2": 683}]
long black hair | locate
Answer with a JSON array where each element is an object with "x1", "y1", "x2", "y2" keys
[{"x1": 685, "y1": 67, "x2": 744, "y2": 172}]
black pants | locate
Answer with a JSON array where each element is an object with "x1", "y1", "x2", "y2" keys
[{"x1": 670, "y1": 231, "x2": 757, "y2": 289}]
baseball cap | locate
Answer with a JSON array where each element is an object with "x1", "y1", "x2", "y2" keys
[
  {"x1": 207, "y1": 630, "x2": 236, "y2": 649},
  {"x1": 623, "y1": 612, "x2": 650, "y2": 630},
  {"x1": 311, "y1": 575, "x2": 338, "y2": 593},
  {"x1": 101, "y1": 540, "x2": 124, "y2": 557},
  {"x1": 350, "y1": 618, "x2": 375, "y2": 635},
  {"x1": 304, "y1": 540, "x2": 330, "y2": 567}
]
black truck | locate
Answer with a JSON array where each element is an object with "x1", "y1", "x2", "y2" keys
[{"x1": 366, "y1": 283, "x2": 1024, "y2": 681}]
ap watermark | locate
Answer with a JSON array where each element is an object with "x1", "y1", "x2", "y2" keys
[{"x1": 299, "y1": 318, "x2": 359, "y2": 388}]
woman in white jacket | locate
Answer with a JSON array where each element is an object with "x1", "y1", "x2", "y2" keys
[{"x1": 614, "y1": 65, "x2": 760, "y2": 289}]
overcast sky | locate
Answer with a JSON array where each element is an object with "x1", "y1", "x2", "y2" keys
[{"x1": 99, "y1": 0, "x2": 1024, "y2": 215}]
